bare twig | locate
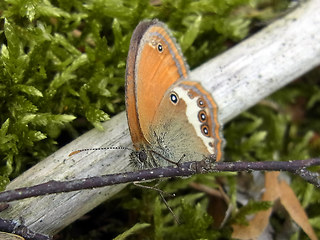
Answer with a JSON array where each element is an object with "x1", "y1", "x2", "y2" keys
[
  {"x1": 0, "y1": 158, "x2": 319, "y2": 203},
  {"x1": 0, "y1": 218, "x2": 50, "y2": 240},
  {"x1": 293, "y1": 168, "x2": 320, "y2": 188}
]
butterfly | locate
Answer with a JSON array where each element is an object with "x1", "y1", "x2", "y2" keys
[{"x1": 125, "y1": 20, "x2": 224, "y2": 169}]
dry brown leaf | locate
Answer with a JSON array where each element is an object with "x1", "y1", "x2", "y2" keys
[
  {"x1": 232, "y1": 172, "x2": 317, "y2": 240},
  {"x1": 232, "y1": 172, "x2": 280, "y2": 239},
  {"x1": 279, "y1": 180, "x2": 318, "y2": 240}
]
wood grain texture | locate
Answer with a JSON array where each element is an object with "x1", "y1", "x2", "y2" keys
[
  {"x1": 191, "y1": 0, "x2": 320, "y2": 123},
  {"x1": 1, "y1": 0, "x2": 320, "y2": 236}
]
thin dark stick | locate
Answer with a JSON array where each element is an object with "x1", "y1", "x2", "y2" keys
[
  {"x1": 293, "y1": 168, "x2": 320, "y2": 188},
  {"x1": 0, "y1": 159, "x2": 319, "y2": 203},
  {"x1": 0, "y1": 218, "x2": 51, "y2": 240}
]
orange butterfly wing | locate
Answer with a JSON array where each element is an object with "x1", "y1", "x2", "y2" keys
[{"x1": 125, "y1": 20, "x2": 189, "y2": 149}]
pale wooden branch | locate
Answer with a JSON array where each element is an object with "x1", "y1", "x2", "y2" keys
[{"x1": 1, "y1": 0, "x2": 320, "y2": 237}]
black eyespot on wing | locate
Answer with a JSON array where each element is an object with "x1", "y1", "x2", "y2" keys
[
  {"x1": 198, "y1": 110, "x2": 207, "y2": 123},
  {"x1": 170, "y1": 92, "x2": 179, "y2": 104},
  {"x1": 201, "y1": 124, "x2": 210, "y2": 136},
  {"x1": 197, "y1": 98, "x2": 206, "y2": 108},
  {"x1": 157, "y1": 43, "x2": 163, "y2": 52}
]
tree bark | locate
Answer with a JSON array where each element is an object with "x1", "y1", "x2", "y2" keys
[{"x1": 1, "y1": 0, "x2": 320, "y2": 236}]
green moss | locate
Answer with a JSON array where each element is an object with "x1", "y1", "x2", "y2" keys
[{"x1": 231, "y1": 200, "x2": 272, "y2": 225}]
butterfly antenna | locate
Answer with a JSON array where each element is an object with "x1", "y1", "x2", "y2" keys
[{"x1": 69, "y1": 146, "x2": 133, "y2": 157}]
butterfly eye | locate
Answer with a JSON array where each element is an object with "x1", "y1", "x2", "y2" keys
[
  {"x1": 208, "y1": 153, "x2": 216, "y2": 162},
  {"x1": 170, "y1": 92, "x2": 179, "y2": 104},
  {"x1": 157, "y1": 43, "x2": 163, "y2": 52},
  {"x1": 201, "y1": 124, "x2": 210, "y2": 136},
  {"x1": 138, "y1": 151, "x2": 148, "y2": 162},
  {"x1": 197, "y1": 98, "x2": 206, "y2": 108},
  {"x1": 198, "y1": 110, "x2": 207, "y2": 123}
]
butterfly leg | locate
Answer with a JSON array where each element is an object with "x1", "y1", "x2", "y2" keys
[
  {"x1": 150, "y1": 150, "x2": 180, "y2": 167},
  {"x1": 133, "y1": 181, "x2": 180, "y2": 224}
]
